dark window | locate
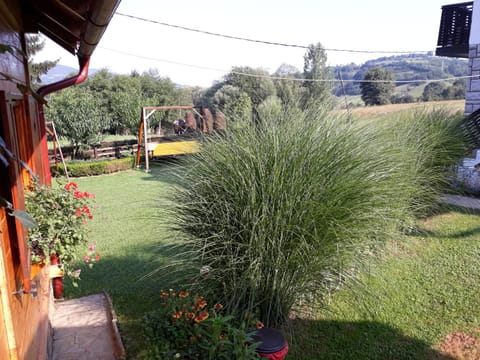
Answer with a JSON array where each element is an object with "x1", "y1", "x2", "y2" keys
[{"x1": 436, "y1": 2, "x2": 473, "y2": 58}]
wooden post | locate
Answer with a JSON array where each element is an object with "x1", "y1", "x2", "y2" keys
[{"x1": 135, "y1": 111, "x2": 144, "y2": 168}]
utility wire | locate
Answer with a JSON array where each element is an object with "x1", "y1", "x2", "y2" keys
[
  {"x1": 115, "y1": 12, "x2": 432, "y2": 54},
  {"x1": 99, "y1": 46, "x2": 478, "y2": 84}
]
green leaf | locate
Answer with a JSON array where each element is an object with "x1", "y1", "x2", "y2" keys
[{"x1": 10, "y1": 210, "x2": 38, "y2": 229}]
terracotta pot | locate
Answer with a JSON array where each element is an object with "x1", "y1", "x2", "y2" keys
[{"x1": 50, "y1": 254, "x2": 64, "y2": 299}]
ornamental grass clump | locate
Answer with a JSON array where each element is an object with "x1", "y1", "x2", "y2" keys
[
  {"x1": 373, "y1": 109, "x2": 467, "y2": 216},
  {"x1": 167, "y1": 106, "x2": 466, "y2": 326}
]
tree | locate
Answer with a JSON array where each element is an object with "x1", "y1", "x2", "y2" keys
[
  {"x1": 25, "y1": 34, "x2": 58, "y2": 86},
  {"x1": 301, "y1": 42, "x2": 333, "y2": 109},
  {"x1": 213, "y1": 84, "x2": 252, "y2": 127},
  {"x1": 45, "y1": 86, "x2": 110, "y2": 158},
  {"x1": 422, "y1": 82, "x2": 446, "y2": 102},
  {"x1": 273, "y1": 64, "x2": 304, "y2": 108},
  {"x1": 360, "y1": 67, "x2": 396, "y2": 106},
  {"x1": 442, "y1": 80, "x2": 465, "y2": 100},
  {"x1": 224, "y1": 66, "x2": 276, "y2": 107}
]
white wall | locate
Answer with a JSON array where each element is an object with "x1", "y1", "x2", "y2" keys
[{"x1": 471, "y1": 0, "x2": 480, "y2": 44}]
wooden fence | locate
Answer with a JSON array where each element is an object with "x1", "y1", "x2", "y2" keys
[{"x1": 48, "y1": 136, "x2": 190, "y2": 163}]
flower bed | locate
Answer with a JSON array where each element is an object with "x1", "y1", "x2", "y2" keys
[{"x1": 143, "y1": 289, "x2": 263, "y2": 359}]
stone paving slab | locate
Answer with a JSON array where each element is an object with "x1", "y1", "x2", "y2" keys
[
  {"x1": 440, "y1": 194, "x2": 480, "y2": 210},
  {"x1": 52, "y1": 292, "x2": 125, "y2": 360}
]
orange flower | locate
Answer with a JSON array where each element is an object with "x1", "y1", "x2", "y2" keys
[
  {"x1": 219, "y1": 334, "x2": 226, "y2": 339},
  {"x1": 187, "y1": 312, "x2": 195, "y2": 319},
  {"x1": 198, "y1": 300, "x2": 207, "y2": 309},
  {"x1": 160, "y1": 292, "x2": 169, "y2": 298},
  {"x1": 214, "y1": 303, "x2": 223, "y2": 310},
  {"x1": 178, "y1": 291, "x2": 189, "y2": 298},
  {"x1": 256, "y1": 321, "x2": 264, "y2": 329},
  {"x1": 172, "y1": 311, "x2": 183, "y2": 319},
  {"x1": 194, "y1": 311, "x2": 209, "y2": 323}
]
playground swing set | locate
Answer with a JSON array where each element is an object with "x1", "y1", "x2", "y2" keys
[{"x1": 135, "y1": 105, "x2": 215, "y2": 172}]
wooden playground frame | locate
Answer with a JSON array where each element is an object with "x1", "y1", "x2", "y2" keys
[{"x1": 135, "y1": 105, "x2": 202, "y2": 172}]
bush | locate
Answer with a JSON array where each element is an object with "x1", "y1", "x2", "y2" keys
[
  {"x1": 50, "y1": 157, "x2": 134, "y2": 177},
  {"x1": 142, "y1": 289, "x2": 260, "y2": 359},
  {"x1": 164, "y1": 106, "x2": 467, "y2": 327},
  {"x1": 24, "y1": 181, "x2": 99, "y2": 278}
]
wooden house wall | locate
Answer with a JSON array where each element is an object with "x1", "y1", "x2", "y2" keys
[{"x1": 0, "y1": 1, "x2": 51, "y2": 358}]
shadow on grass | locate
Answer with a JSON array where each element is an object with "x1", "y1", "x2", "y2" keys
[
  {"x1": 137, "y1": 159, "x2": 187, "y2": 184},
  {"x1": 436, "y1": 203, "x2": 480, "y2": 216},
  {"x1": 411, "y1": 203, "x2": 480, "y2": 239},
  {"x1": 285, "y1": 318, "x2": 454, "y2": 360},
  {"x1": 62, "y1": 241, "x2": 194, "y2": 357}
]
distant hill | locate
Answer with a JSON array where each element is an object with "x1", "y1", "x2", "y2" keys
[
  {"x1": 42, "y1": 54, "x2": 468, "y2": 100},
  {"x1": 331, "y1": 53, "x2": 468, "y2": 97},
  {"x1": 40, "y1": 64, "x2": 99, "y2": 84}
]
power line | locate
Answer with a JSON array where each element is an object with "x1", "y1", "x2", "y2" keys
[
  {"x1": 115, "y1": 12, "x2": 432, "y2": 55},
  {"x1": 99, "y1": 46, "x2": 477, "y2": 84}
]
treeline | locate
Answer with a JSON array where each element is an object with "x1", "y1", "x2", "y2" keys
[
  {"x1": 45, "y1": 69, "x2": 199, "y2": 155},
  {"x1": 332, "y1": 53, "x2": 468, "y2": 98},
  {"x1": 44, "y1": 46, "x2": 469, "y2": 155},
  {"x1": 45, "y1": 43, "x2": 334, "y2": 156}
]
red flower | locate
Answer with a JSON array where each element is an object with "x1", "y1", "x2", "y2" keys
[
  {"x1": 83, "y1": 255, "x2": 91, "y2": 263},
  {"x1": 64, "y1": 182, "x2": 78, "y2": 191},
  {"x1": 95, "y1": 253, "x2": 101, "y2": 262},
  {"x1": 194, "y1": 311, "x2": 209, "y2": 323},
  {"x1": 73, "y1": 191, "x2": 83, "y2": 199},
  {"x1": 214, "y1": 303, "x2": 223, "y2": 310},
  {"x1": 172, "y1": 311, "x2": 183, "y2": 319},
  {"x1": 198, "y1": 300, "x2": 207, "y2": 309},
  {"x1": 160, "y1": 292, "x2": 169, "y2": 298},
  {"x1": 75, "y1": 208, "x2": 82, "y2": 217},
  {"x1": 187, "y1": 312, "x2": 195, "y2": 319},
  {"x1": 178, "y1": 291, "x2": 189, "y2": 298},
  {"x1": 256, "y1": 321, "x2": 264, "y2": 329}
]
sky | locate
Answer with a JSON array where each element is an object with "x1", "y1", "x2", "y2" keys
[{"x1": 35, "y1": 0, "x2": 453, "y2": 87}]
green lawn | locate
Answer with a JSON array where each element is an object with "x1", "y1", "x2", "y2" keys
[
  {"x1": 287, "y1": 207, "x2": 480, "y2": 359},
  {"x1": 66, "y1": 162, "x2": 179, "y2": 356},
  {"x1": 68, "y1": 165, "x2": 480, "y2": 359}
]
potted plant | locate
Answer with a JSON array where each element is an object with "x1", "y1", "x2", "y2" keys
[{"x1": 24, "y1": 181, "x2": 98, "y2": 297}]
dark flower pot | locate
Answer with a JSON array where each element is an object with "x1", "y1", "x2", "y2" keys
[{"x1": 252, "y1": 328, "x2": 289, "y2": 360}]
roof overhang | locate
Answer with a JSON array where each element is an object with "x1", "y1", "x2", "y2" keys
[{"x1": 20, "y1": 0, "x2": 121, "y2": 63}]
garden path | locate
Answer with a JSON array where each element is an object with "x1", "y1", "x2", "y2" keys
[
  {"x1": 51, "y1": 292, "x2": 125, "y2": 359},
  {"x1": 440, "y1": 194, "x2": 480, "y2": 209}
]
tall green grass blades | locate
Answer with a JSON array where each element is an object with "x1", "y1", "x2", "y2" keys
[
  {"x1": 167, "y1": 106, "x2": 467, "y2": 326},
  {"x1": 374, "y1": 109, "x2": 467, "y2": 216}
]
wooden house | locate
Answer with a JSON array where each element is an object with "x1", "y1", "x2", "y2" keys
[{"x1": 0, "y1": 1, "x2": 120, "y2": 358}]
